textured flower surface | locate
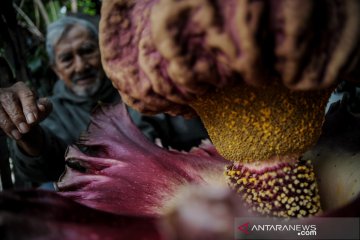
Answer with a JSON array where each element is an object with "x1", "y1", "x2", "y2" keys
[{"x1": 100, "y1": 0, "x2": 360, "y2": 116}]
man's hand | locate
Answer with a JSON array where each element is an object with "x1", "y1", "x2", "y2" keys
[{"x1": 0, "y1": 82, "x2": 52, "y2": 155}]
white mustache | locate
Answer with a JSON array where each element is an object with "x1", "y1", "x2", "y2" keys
[{"x1": 72, "y1": 71, "x2": 97, "y2": 84}]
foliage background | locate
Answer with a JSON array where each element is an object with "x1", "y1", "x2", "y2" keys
[{"x1": 0, "y1": 0, "x2": 101, "y2": 96}]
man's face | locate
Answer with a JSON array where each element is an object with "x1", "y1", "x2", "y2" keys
[{"x1": 52, "y1": 24, "x2": 104, "y2": 96}]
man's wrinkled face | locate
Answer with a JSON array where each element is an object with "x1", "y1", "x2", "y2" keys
[{"x1": 52, "y1": 24, "x2": 104, "y2": 97}]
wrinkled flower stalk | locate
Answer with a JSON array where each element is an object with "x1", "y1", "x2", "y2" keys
[{"x1": 98, "y1": 0, "x2": 360, "y2": 218}]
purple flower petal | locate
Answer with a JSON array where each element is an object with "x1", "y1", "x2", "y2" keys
[
  {"x1": 0, "y1": 190, "x2": 161, "y2": 240},
  {"x1": 58, "y1": 103, "x2": 228, "y2": 216}
]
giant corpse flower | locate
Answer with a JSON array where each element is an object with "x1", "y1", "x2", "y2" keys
[
  {"x1": 1, "y1": 0, "x2": 360, "y2": 239},
  {"x1": 99, "y1": 0, "x2": 360, "y2": 218}
]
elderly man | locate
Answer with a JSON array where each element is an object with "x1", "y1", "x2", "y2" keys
[
  {"x1": 0, "y1": 17, "x2": 122, "y2": 185},
  {"x1": 0, "y1": 16, "x2": 208, "y2": 187}
]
